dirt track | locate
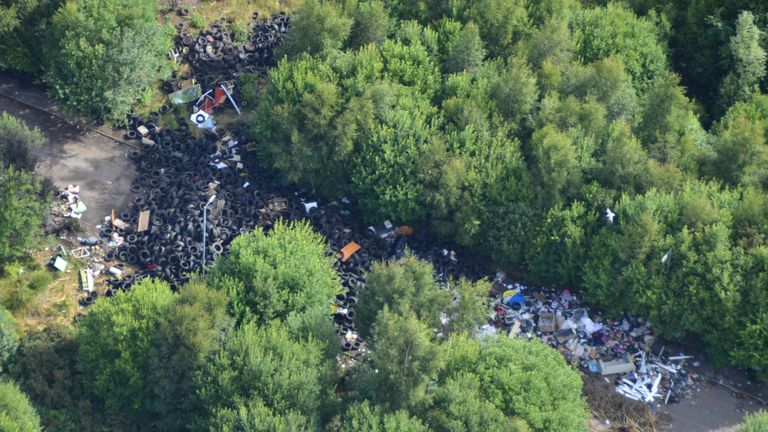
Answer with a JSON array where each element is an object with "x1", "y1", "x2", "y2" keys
[{"x1": 1, "y1": 93, "x2": 136, "y2": 237}]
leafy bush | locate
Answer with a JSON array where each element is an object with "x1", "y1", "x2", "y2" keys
[
  {"x1": 736, "y1": 411, "x2": 768, "y2": 432},
  {"x1": 0, "y1": 169, "x2": 48, "y2": 268},
  {"x1": 45, "y1": 0, "x2": 172, "y2": 122},
  {"x1": 208, "y1": 220, "x2": 339, "y2": 325},
  {"x1": 0, "y1": 263, "x2": 53, "y2": 312},
  {"x1": 0, "y1": 113, "x2": 46, "y2": 171},
  {"x1": 0, "y1": 379, "x2": 42, "y2": 432},
  {"x1": 443, "y1": 335, "x2": 589, "y2": 432},
  {"x1": 0, "y1": 307, "x2": 19, "y2": 370}
]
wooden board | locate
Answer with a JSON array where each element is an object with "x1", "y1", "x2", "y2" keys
[{"x1": 137, "y1": 210, "x2": 151, "y2": 232}]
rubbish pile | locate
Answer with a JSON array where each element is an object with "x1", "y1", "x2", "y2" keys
[
  {"x1": 490, "y1": 281, "x2": 701, "y2": 406},
  {"x1": 58, "y1": 184, "x2": 87, "y2": 219},
  {"x1": 170, "y1": 12, "x2": 290, "y2": 92}
]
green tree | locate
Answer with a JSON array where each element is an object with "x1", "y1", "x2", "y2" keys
[
  {"x1": 0, "y1": 0, "x2": 61, "y2": 73},
  {"x1": 46, "y1": 0, "x2": 171, "y2": 122},
  {"x1": 573, "y1": 3, "x2": 667, "y2": 92},
  {"x1": 443, "y1": 335, "x2": 588, "y2": 432},
  {"x1": 0, "y1": 168, "x2": 48, "y2": 266},
  {"x1": 719, "y1": 11, "x2": 767, "y2": 113},
  {"x1": 356, "y1": 255, "x2": 451, "y2": 337},
  {"x1": 194, "y1": 322, "x2": 336, "y2": 428},
  {"x1": 635, "y1": 73, "x2": 705, "y2": 174},
  {"x1": 598, "y1": 120, "x2": 650, "y2": 192},
  {"x1": 443, "y1": 21, "x2": 485, "y2": 74},
  {"x1": 490, "y1": 57, "x2": 538, "y2": 133},
  {"x1": 0, "y1": 112, "x2": 45, "y2": 171},
  {"x1": 425, "y1": 372, "x2": 530, "y2": 432},
  {"x1": 280, "y1": 0, "x2": 352, "y2": 58},
  {"x1": 0, "y1": 306, "x2": 18, "y2": 371},
  {"x1": 253, "y1": 54, "x2": 354, "y2": 197},
  {"x1": 207, "y1": 220, "x2": 339, "y2": 325},
  {"x1": 529, "y1": 125, "x2": 582, "y2": 207},
  {"x1": 77, "y1": 278, "x2": 176, "y2": 416},
  {"x1": 342, "y1": 401, "x2": 429, "y2": 432},
  {"x1": 444, "y1": 277, "x2": 491, "y2": 336},
  {"x1": 348, "y1": 0, "x2": 391, "y2": 49},
  {"x1": 736, "y1": 410, "x2": 768, "y2": 432},
  {"x1": 461, "y1": 0, "x2": 532, "y2": 59},
  {"x1": 207, "y1": 399, "x2": 311, "y2": 432},
  {"x1": 7, "y1": 325, "x2": 99, "y2": 431},
  {"x1": 351, "y1": 309, "x2": 442, "y2": 410},
  {"x1": 527, "y1": 201, "x2": 594, "y2": 287},
  {"x1": 0, "y1": 379, "x2": 41, "y2": 432},
  {"x1": 147, "y1": 280, "x2": 233, "y2": 431},
  {"x1": 709, "y1": 115, "x2": 768, "y2": 187},
  {"x1": 350, "y1": 84, "x2": 443, "y2": 223}
]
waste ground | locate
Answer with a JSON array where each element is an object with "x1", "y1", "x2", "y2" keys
[{"x1": 0, "y1": 68, "x2": 757, "y2": 430}]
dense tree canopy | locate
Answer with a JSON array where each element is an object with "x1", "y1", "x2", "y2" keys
[
  {"x1": 45, "y1": 0, "x2": 171, "y2": 122},
  {"x1": 0, "y1": 306, "x2": 18, "y2": 371},
  {"x1": 0, "y1": 112, "x2": 45, "y2": 171},
  {"x1": 0, "y1": 168, "x2": 48, "y2": 266},
  {"x1": 247, "y1": 0, "x2": 768, "y2": 376},
  {"x1": 207, "y1": 220, "x2": 339, "y2": 325},
  {"x1": 0, "y1": 379, "x2": 41, "y2": 432}
]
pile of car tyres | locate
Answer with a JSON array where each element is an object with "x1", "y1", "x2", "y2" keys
[
  {"x1": 107, "y1": 8, "x2": 487, "y2": 357},
  {"x1": 167, "y1": 11, "x2": 290, "y2": 94}
]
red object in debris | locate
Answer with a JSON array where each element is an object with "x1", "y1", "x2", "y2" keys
[
  {"x1": 199, "y1": 87, "x2": 228, "y2": 113},
  {"x1": 147, "y1": 263, "x2": 157, "y2": 270}
]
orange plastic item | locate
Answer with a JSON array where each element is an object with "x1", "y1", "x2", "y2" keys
[
  {"x1": 337, "y1": 242, "x2": 362, "y2": 262},
  {"x1": 395, "y1": 226, "x2": 414, "y2": 236}
]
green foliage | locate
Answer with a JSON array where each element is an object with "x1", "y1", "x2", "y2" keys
[
  {"x1": 443, "y1": 21, "x2": 485, "y2": 74},
  {"x1": 253, "y1": 54, "x2": 352, "y2": 196},
  {"x1": 356, "y1": 255, "x2": 451, "y2": 337},
  {"x1": 443, "y1": 335, "x2": 588, "y2": 432},
  {"x1": 0, "y1": 0, "x2": 61, "y2": 73},
  {"x1": 425, "y1": 373, "x2": 531, "y2": 432},
  {"x1": 208, "y1": 220, "x2": 339, "y2": 325},
  {"x1": 45, "y1": 0, "x2": 171, "y2": 122},
  {"x1": 7, "y1": 325, "x2": 105, "y2": 431},
  {"x1": 77, "y1": 278, "x2": 176, "y2": 415},
  {"x1": 719, "y1": 11, "x2": 767, "y2": 113},
  {"x1": 573, "y1": 4, "x2": 667, "y2": 92},
  {"x1": 348, "y1": 0, "x2": 391, "y2": 48},
  {"x1": 0, "y1": 113, "x2": 45, "y2": 171},
  {"x1": 530, "y1": 125, "x2": 581, "y2": 207},
  {"x1": 708, "y1": 93, "x2": 768, "y2": 187},
  {"x1": 736, "y1": 411, "x2": 768, "y2": 432},
  {"x1": 280, "y1": 0, "x2": 352, "y2": 59},
  {"x1": 0, "y1": 263, "x2": 53, "y2": 312},
  {"x1": 459, "y1": 0, "x2": 532, "y2": 59},
  {"x1": 350, "y1": 84, "x2": 444, "y2": 223},
  {"x1": 147, "y1": 280, "x2": 233, "y2": 430},
  {"x1": 0, "y1": 306, "x2": 18, "y2": 370},
  {"x1": 207, "y1": 399, "x2": 312, "y2": 432},
  {"x1": 0, "y1": 380, "x2": 41, "y2": 432},
  {"x1": 195, "y1": 322, "x2": 337, "y2": 428},
  {"x1": 351, "y1": 309, "x2": 442, "y2": 410},
  {"x1": 490, "y1": 56, "x2": 538, "y2": 132},
  {"x1": 342, "y1": 401, "x2": 429, "y2": 432},
  {"x1": 0, "y1": 169, "x2": 48, "y2": 268}
]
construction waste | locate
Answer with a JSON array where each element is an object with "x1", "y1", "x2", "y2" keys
[{"x1": 490, "y1": 278, "x2": 701, "y2": 407}]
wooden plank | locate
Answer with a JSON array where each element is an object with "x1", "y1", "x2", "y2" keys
[{"x1": 137, "y1": 210, "x2": 151, "y2": 232}]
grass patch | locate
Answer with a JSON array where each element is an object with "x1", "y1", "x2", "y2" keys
[
  {"x1": 0, "y1": 243, "x2": 82, "y2": 331},
  {"x1": 193, "y1": 0, "x2": 302, "y2": 29},
  {"x1": 0, "y1": 262, "x2": 54, "y2": 313}
]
